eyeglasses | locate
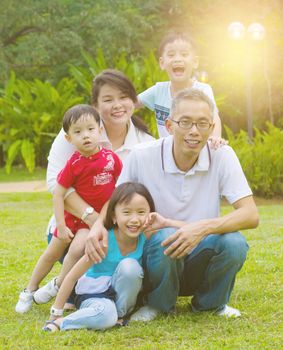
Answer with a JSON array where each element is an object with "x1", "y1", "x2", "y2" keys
[{"x1": 170, "y1": 119, "x2": 213, "y2": 130}]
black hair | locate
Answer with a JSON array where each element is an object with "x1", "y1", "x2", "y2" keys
[
  {"x1": 92, "y1": 69, "x2": 152, "y2": 135},
  {"x1": 159, "y1": 32, "x2": 197, "y2": 57},
  {"x1": 63, "y1": 104, "x2": 100, "y2": 133},
  {"x1": 104, "y1": 182, "x2": 155, "y2": 230}
]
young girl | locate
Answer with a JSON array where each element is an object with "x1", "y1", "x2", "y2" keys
[{"x1": 43, "y1": 182, "x2": 155, "y2": 332}]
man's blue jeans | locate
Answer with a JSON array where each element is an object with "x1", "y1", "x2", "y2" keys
[{"x1": 143, "y1": 227, "x2": 249, "y2": 313}]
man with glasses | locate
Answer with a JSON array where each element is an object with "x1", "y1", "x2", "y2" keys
[{"x1": 86, "y1": 88, "x2": 259, "y2": 321}]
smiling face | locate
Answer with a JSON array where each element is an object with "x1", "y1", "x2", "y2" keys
[
  {"x1": 113, "y1": 193, "x2": 150, "y2": 240},
  {"x1": 166, "y1": 98, "x2": 214, "y2": 171},
  {"x1": 65, "y1": 114, "x2": 101, "y2": 157},
  {"x1": 159, "y1": 39, "x2": 198, "y2": 84},
  {"x1": 95, "y1": 83, "x2": 135, "y2": 129}
]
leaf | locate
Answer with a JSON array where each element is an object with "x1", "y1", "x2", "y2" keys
[
  {"x1": 21, "y1": 139, "x2": 35, "y2": 173},
  {"x1": 5, "y1": 71, "x2": 16, "y2": 97},
  {"x1": 5, "y1": 140, "x2": 22, "y2": 174}
]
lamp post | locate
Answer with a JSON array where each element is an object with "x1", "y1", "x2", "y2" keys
[
  {"x1": 228, "y1": 22, "x2": 265, "y2": 139},
  {"x1": 197, "y1": 70, "x2": 208, "y2": 83}
]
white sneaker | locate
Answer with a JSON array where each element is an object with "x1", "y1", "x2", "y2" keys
[
  {"x1": 216, "y1": 305, "x2": 241, "y2": 318},
  {"x1": 33, "y1": 277, "x2": 59, "y2": 304},
  {"x1": 15, "y1": 289, "x2": 35, "y2": 313},
  {"x1": 130, "y1": 305, "x2": 159, "y2": 322}
]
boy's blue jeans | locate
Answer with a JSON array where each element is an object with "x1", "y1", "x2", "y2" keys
[{"x1": 143, "y1": 227, "x2": 249, "y2": 313}]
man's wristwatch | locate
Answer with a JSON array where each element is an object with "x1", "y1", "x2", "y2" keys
[
  {"x1": 50, "y1": 305, "x2": 64, "y2": 317},
  {"x1": 81, "y1": 206, "x2": 94, "y2": 221}
]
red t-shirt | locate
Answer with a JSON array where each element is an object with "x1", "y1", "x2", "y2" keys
[{"x1": 57, "y1": 148, "x2": 122, "y2": 212}]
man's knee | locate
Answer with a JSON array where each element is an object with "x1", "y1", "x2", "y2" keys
[
  {"x1": 146, "y1": 227, "x2": 177, "y2": 248},
  {"x1": 219, "y1": 232, "x2": 249, "y2": 265},
  {"x1": 144, "y1": 228, "x2": 180, "y2": 276}
]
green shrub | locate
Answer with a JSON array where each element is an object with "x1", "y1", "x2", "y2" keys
[
  {"x1": 225, "y1": 123, "x2": 283, "y2": 197},
  {"x1": 1, "y1": 51, "x2": 282, "y2": 199},
  {"x1": 0, "y1": 72, "x2": 83, "y2": 172}
]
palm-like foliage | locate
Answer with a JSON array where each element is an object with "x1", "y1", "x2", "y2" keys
[{"x1": 0, "y1": 72, "x2": 83, "y2": 172}]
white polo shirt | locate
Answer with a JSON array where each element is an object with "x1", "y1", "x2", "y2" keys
[
  {"x1": 46, "y1": 120, "x2": 155, "y2": 193},
  {"x1": 117, "y1": 136, "x2": 252, "y2": 222}
]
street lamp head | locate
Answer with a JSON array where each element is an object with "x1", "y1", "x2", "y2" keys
[
  {"x1": 247, "y1": 23, "x2": 266, "y2": 41},
  {"x1": 228, "y1": 22, "x2": 245, "y2": 40},
  {"x1": 197, "y1": 70, "x2": 208, "y2": 83}
]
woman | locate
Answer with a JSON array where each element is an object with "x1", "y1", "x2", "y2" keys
[{"x1": 46, "y1": 69, "x2": 155, "y2": 237}]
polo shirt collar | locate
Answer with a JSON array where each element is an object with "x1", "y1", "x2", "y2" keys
[{"x1": 163, "y1": 135, "x2": 211, "y2": 175}]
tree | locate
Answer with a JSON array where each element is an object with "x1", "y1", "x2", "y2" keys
[{"x1": 0, "y1": 0, "x2": 172, "y2": 83}]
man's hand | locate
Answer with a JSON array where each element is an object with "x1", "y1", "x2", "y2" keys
[
  {"x1": 208, "y1": 136, "x2": 228, "y2": 150},
  {"x1": 57, "y1": 226, "x2": 74, "y2": 243},
  {"x1": 85, "y1": 220, "x2": 108, "y2": 263},
  {"x1": 161, "y1": 222, "x2": 207, "y2": 259}
]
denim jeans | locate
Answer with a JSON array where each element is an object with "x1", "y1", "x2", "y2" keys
[
  {"x1": 143, "y1": 228, "x2": 249, "y2": 313},
  {"x1": 60, "y1": 258, "x2": 143, "y2": 331}
]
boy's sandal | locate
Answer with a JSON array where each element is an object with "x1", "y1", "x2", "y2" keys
[{"x1": 42, "y1": 320, "x2": 60, "y2": 332}]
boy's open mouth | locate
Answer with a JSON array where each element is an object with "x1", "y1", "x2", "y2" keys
[{"x1": 172, "y1": 67, "x2": 185, "y2": 73}]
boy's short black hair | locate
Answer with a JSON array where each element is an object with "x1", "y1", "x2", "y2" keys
[
  {"x1": 62, "y1": 104, "x2": 100, "y2": 133},
  {"x1": 159, "y1": 32, "x2": 197, "y2": 57}
]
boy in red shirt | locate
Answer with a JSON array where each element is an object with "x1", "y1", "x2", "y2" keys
[{"x1": 16, "y1": 104, "x2": 122, "y2": 313}]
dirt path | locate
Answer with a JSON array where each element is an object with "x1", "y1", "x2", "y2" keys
[
  {"x1": 0, "y1": 181, "x2": 282, "y2": 205},
  {"x1": 0, "y1": 180, "x2": 47, "y2": 193}
]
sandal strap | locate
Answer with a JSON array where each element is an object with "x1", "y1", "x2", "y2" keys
[{"x1": 42, "y1": 320, "x2": 60, "y2": 332}]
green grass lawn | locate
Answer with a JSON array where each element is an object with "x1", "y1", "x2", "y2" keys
[
  {"x1": 0, "y1": 193, "x2": 282, "y2": 349},
  {"x1": 0, "y1": 167, "x2": 46, "y2": 182}
]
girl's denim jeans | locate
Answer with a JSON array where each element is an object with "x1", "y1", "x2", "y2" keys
[{"x1": 61, "y1": 258, "x2": 143, "y2": 331}]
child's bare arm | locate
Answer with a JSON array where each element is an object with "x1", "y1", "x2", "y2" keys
[
  {"x1": 143, "y1": 212, "x2": 188, "y2": 238},
  {"x1": 53, "y1": 183, "x2": 74, "y2": 242},
  {"x1": 211, "y1": 111, "x2": 222, "y2": 138},
  {"x1": 50, "y1": 255, "x2": 93, "y2": 316},
  {"x1": 209, "y1": 111, "x2": 228, "y2": 149}
]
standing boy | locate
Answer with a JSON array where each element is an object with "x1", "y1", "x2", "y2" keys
[{"x1": 138, "y1": 32, "x2": 222, "y2": 142}]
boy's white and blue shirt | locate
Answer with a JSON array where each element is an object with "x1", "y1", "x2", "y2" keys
[
  {"x1": 75, "y1": 228, "x2": 146, "y2": 295},
  {"x1": 138, "y1": 80, "x2": 218, "y2": 138}
]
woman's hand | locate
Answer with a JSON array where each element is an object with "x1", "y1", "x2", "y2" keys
[{"x1": 85, "y1": 220, "x2": 108, "y2": 263}]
